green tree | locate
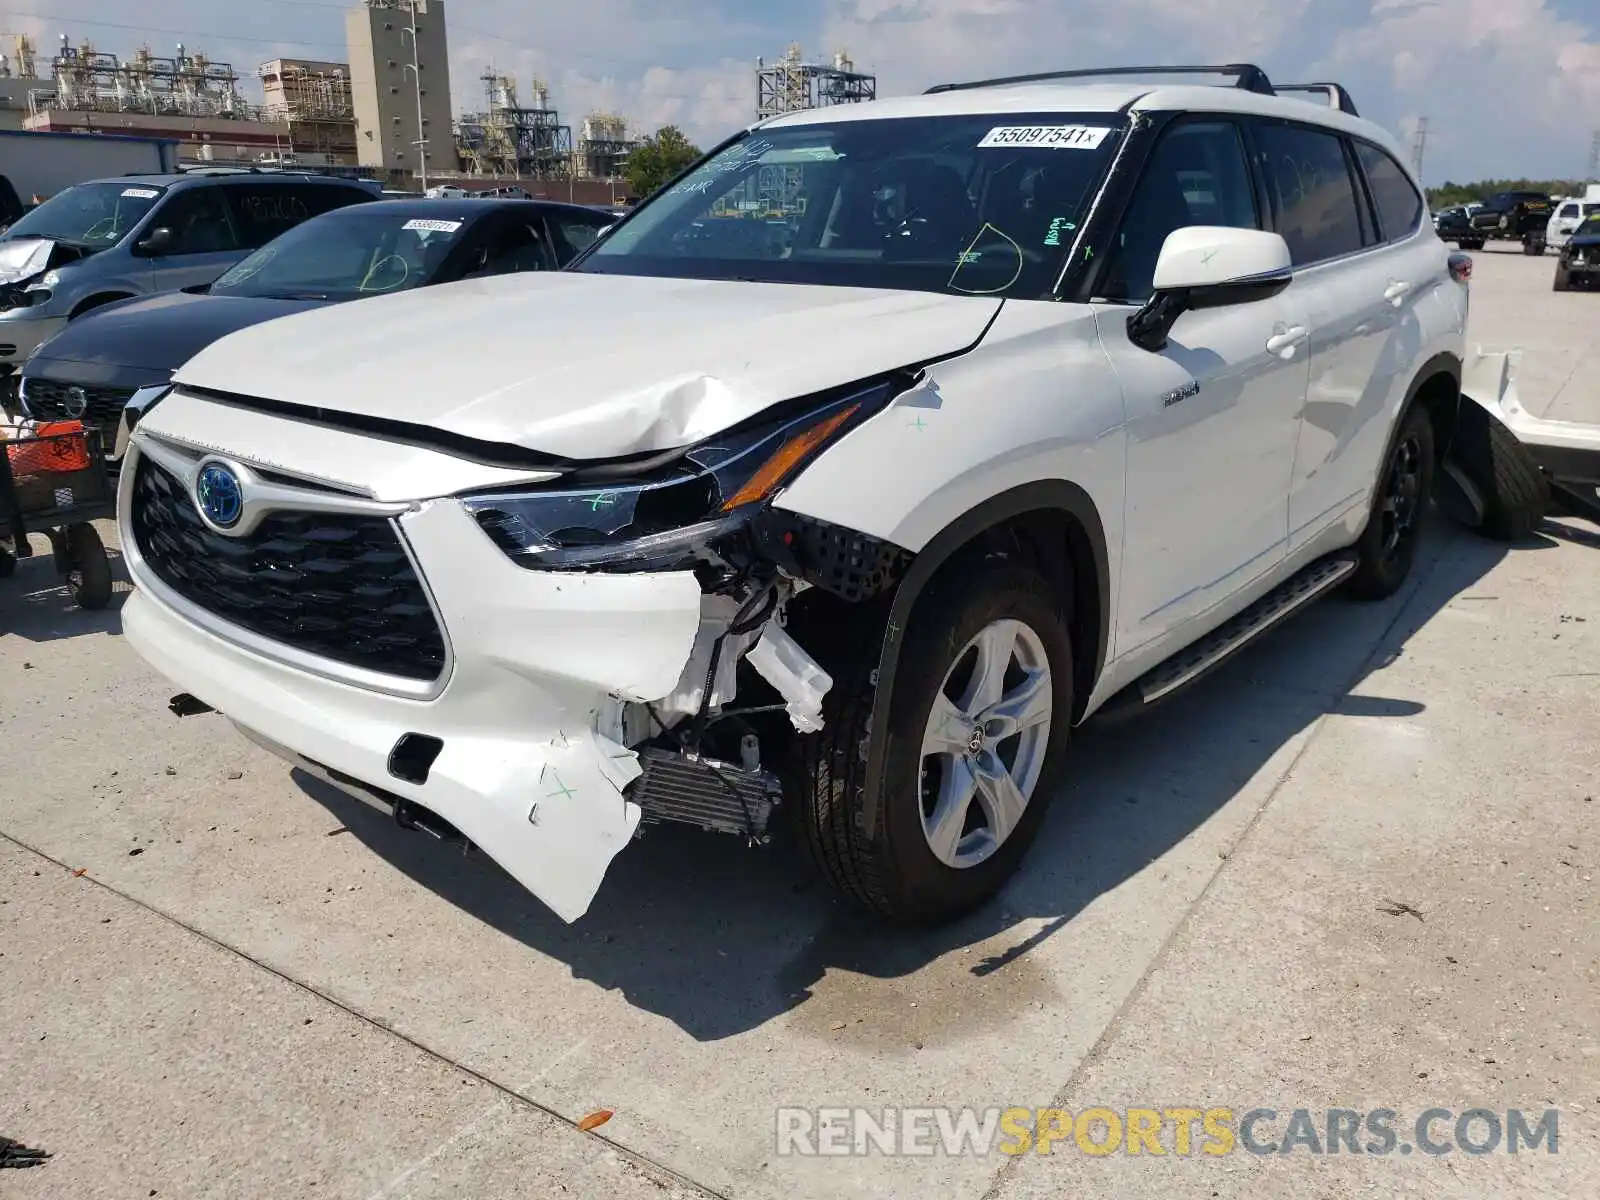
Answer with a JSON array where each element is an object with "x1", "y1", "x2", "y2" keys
[{"x1": 623, "y1": 125, "x2": 704, "y2": 199}]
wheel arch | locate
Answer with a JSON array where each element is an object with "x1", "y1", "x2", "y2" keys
[
  {"x1": 1400, "y1": 351, "x2": 1463, "y2": 461},
  {"x1": 855, "y1": 479, "x2": 1111, "y2": 843}
]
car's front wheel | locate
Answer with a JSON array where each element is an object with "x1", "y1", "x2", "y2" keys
[
  {"x1": 794, "y1": 562, "x2": 1073, "y2": 924},
  {"x1": 1346, "y1": 404, "x2": 1435, "y2": 600}
]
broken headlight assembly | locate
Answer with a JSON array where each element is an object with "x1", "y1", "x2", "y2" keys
[{"x1": 461, "y1": 376, "x2": 908, "y2": 573}]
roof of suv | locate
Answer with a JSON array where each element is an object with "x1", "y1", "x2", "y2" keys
[
  {"x1": 77, "y1": 172, "x2": 371, "y2": 190},
  {"x1": 759, "y1": 80, "x2": 1403, "y2": 159}
]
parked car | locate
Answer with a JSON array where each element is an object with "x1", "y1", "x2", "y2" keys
[
  {"x1": 1433, "y1": 204, "x2": 1478, "y2": 247},
  {"x1": 1468, "y1": 190, "x2": 1554, "y2": 253},
  {"x1": 16, "y1": 198, "x2": 615, "y2": 455},
  {"x1": 1553, "y1": 212, "x2": 1600, "y2": 291},
  {"x1": 1545, "y1": 188, "x2": 1600, "y2": 250},
  {"x1": 117, "y1": 63, "x2": 1468, "y2": 927},
  {"x1": 0, "y1": 172, "x2": 378, "y2": 384}
]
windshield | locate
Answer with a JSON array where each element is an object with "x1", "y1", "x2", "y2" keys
[
  {"x1": 1578, "y1": 214, "x2": 1600, "y2": 235},
  {"x1": 579, "y1": 114, "x2": 1125, "y2": 298},
  {"x1": 211, "y1": 210, "x2": 468, "y2": 299},
  {"x1": 4, "y1": 181, "x2": 165, "y2": 246}
]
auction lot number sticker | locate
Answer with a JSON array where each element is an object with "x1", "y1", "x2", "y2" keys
[{"x1": 977, "y1": 125, "x2": 1112, "y2": 150}]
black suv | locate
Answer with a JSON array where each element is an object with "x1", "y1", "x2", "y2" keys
[{"x1": 1468, "y1": 190, "x2": 1554, "y2": 253}]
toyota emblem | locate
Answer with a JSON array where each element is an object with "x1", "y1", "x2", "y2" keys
[
  {"x1": 63, "y1": 386, "x2": 88, "y2": 419},
  {"x1": 194, "y1": 461, "x2": 245, "y2": 531}
]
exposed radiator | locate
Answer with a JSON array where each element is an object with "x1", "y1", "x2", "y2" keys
[{"x1": 628, "y1": 746, "x2": 782, "y2": 841}]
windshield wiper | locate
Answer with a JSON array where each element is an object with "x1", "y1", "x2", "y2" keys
[{"x1": 248, "y1": 290, "x2": 332, "y2": 301}]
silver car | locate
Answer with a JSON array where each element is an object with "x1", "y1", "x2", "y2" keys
[{"x1": 0, "y1": 172, "x2": 377, "y2": 380}]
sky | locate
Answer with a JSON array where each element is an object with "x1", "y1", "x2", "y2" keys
[{"x1": 5, "y1": 0, "x2": 1599, "y2": 185}]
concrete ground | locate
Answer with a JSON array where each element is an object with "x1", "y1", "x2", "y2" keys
[{"x1": 2, "y1": 247, "x2": 1597, "y2": 1199}]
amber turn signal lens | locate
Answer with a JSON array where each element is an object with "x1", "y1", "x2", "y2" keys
[{"x1": 720, "y1": 403, "x2": 861, "y2": 512}]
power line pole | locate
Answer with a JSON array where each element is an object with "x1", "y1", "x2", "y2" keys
[
  {"x1": 1410, "y1": 116, "x2": 1429, "y2": 180},
  {"x1": 1589, "y1": 129, "x2": 1600, "y2": 183}
]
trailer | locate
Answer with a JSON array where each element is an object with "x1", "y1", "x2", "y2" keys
[{"x1": 0, "y1": 129, "x2": 180, "y2": 226}]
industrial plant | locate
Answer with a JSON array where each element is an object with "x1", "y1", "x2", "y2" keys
[{"x1": 0, "y1": 3, "x2": 878, "y2": 201}]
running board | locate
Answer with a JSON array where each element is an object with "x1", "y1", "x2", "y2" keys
[{"x1": 1102, "y1": 552, "x2": 1358, "y2": 717}]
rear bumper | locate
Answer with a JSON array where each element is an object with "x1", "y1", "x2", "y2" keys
[{"x1": 119, "y1": 437, "x2": 709, "y2": 922}]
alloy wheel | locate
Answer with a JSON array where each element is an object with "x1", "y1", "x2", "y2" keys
[
  {"x1": 1379, "y1": 432, "x2": 1424, "y2": 560},
  {"x1": 918, "y1": 618, "x2": 1053, "y2": 870}
]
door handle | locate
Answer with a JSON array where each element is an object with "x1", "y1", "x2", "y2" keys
[
  {"x1": 1266, "y1": 324, "x2": 1308, "y2": 359},
  {"x1": 1383, "y1": 280, "x2": 1413, "y2": 306}
]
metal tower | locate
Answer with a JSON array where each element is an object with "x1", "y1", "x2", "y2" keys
[
  {"x1": 755, "y1": 45, "x2": 875, "y2": 119},
  {"x1": 1410, "y1": 116, "x2": 1429, "y2": 179}
]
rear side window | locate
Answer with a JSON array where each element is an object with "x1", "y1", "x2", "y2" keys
[
  {"x1": 1560, "y1": 203, "x2": 1580, "y2": 219},
  {"x1": 1355, "y1": 143, "x2": 1423, "y2": 241},
  {"x1": 228, "y1": 184, "x2": 369, "y2": 249},
  {"x1": 1254, "y1": 123, "x2": 1366, "y2": 265}
]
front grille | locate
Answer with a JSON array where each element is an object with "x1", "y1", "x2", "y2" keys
[
  {"x1": 23, "y1": 378, "x2": 133, "y2": 442},
  {"x1": 130, "y1": 456, "x2": 447, "y2": 682}
]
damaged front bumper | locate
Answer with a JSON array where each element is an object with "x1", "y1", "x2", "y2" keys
[
  {"x1": 1461, "y1": 347, "x2": 1600, "y2": 504},
  {"x1": 118, "y1": 431, "x2": 835, "y2": 923}
]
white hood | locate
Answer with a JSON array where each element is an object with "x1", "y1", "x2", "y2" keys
[{"x1": 173, "y1": 271, "x2": 1002, "y2": 460}]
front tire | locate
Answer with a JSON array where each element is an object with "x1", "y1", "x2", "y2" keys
[
  {"x1": 793, "y1": 562, "x2": 1073, "y2": 924},
  {"x1": 1450, "y1": 401, "x2": 1547, "y2": 541},
  {"x1": 1346, "y1": 404, "x2": 1435, "y2": 600}
]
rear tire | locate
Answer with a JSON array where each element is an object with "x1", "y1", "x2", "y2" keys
[
  {"x1": 792, "y1": 562, "x2": 1073, "y2": 924},
  {"x1": 1346, "y1": 404, "x2": 1435, "y2": 601},
  {"x1": 1450, "y1": 401, "x2": 1547, "y2": 541},
  {"x1": 1554, "y1": 265, "x2": 1572, "y2": 292}
]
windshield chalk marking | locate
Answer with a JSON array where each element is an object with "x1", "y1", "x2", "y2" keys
[
  {"x1": 947, "y1": 222, "x2": 1025, "y2": 295},
  {"x1": 1044, "y1": 217, "x2": 1076, "y2": 247}
]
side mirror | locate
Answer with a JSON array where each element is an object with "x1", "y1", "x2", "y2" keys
[
  {"x1": 1127, "y1": 227, "x2": 1293, "y2": 353},
  {"x1": 136, "y1": 226, "x2": 178, "y2": 257}
]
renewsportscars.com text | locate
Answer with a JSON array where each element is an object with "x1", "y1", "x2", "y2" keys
[{"x1": 774, "y1": 1106, "x2": 1560, "y2": 1158}]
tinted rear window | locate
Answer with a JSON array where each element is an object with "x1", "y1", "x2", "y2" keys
[
  {"x1": 1355, "y1": 143, "x2": 1423, "y2": 240},
  {"x1": 227, "y1": 183, "x2": 371, "y2": 249},
  {"x1": 1255, "y1": 123, "x2": 1365, "y2": 264}
]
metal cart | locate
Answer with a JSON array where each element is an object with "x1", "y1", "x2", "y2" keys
[{"x1": 0, "y1": 420, "x2": 115, "y2": 610}]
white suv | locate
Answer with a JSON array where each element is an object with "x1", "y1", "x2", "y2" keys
[{"x1": 119, "y1": 65, "x2": 1469, "y2": 925}]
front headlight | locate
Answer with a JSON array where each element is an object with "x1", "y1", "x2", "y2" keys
[{"x1": 461, "y1": 377, "x2": 905, "y2": 573}]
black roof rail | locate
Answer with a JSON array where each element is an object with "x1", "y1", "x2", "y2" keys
[
  {"x1": 1275, "y1": 82, "x2": 1359, "y2": 117},
  {"x1": 924, "y1": 63, "x2": 1276, "y2": 97}
]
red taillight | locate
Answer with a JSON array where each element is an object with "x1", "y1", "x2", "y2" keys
[{"x1": 1448, "y1": 252, "x2": 1473, "y2": 284}]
